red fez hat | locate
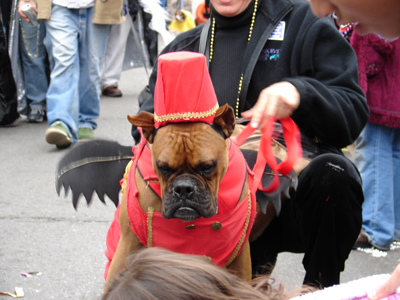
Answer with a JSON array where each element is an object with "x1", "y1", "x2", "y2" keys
[{"x1": 154, "y1": 51, "x2": 219, "y2": 129}]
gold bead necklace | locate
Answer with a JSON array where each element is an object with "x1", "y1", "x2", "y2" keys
[{"x1": 209, "y1": 0, "x2": 258, "y2": 118}]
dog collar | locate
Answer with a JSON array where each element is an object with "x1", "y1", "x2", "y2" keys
[{"x1": 209, "y1": 123, "x2": 227, "y2": 139}]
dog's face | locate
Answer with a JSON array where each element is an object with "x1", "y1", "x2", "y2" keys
[
  {"x1": 128, "y1": 104, "x2": 235, "y2": 222},
  {"x1": 151, "y1": 122, "x2": 228, "y2": 221}
]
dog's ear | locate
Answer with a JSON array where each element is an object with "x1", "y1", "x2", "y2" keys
[
  {"x1": 213, "y1": 104, "x2": 235, "y2": 138},
  {"x1": 127, "y1": 112, "x2": 156, "y2": 143}
]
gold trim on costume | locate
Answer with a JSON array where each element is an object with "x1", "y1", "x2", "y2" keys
[
  {"x1": 144, "y1": 192, "x2": 252, "y2": 265},
  {"x1": 154, "y1": 103, "x2": 219, "y2": 123},
  {"x1": 225, "y1": 191, "x2": 252, "y2": 266},
  {"x1": 121, "y1": 160, "x2": 133, "y2": 195},
  {"x1": 147, "y1": 207, "x2": 155, "y2": 247}
]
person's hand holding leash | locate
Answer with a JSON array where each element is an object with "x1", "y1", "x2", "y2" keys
[{"x1": 241, "y1": 81, "x2": 300, "y2": 129}]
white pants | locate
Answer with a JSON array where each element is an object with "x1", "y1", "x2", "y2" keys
[{"x1": 100, "y1": 14, "x2": 132, "y2": 91}]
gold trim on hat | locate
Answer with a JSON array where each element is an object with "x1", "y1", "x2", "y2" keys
[
  {"x1": 121, "y1": 160, "x2": 133, "y2": 195},
  {"x1": 154, "y1": 103, "x2": 219, "y2": 123}
]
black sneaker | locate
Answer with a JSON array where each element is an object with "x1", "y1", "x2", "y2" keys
[{"x1": 27, "y1": 107, "x2": 46, "y2": 123}]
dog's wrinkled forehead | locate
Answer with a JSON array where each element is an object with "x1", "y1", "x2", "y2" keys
[
  {"x1": 152, "y1": 123, "x2": 226, "y2": 168},
  {"x1": 167, "y1": 131, "x2": 196, "y2": 154}
]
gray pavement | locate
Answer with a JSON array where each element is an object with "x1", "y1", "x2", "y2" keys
[{"x1": 1, "y1": 67, "x2": 399, "y2": 300}]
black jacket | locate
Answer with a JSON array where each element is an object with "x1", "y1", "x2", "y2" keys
[
  {"x1": 0, "y1": 0, "x2": 19, "y2": 125},
  {"x1": 134, "y1": 0, "x2": 369, "y2": 158}
]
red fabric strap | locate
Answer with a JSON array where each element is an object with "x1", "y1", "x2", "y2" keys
[{"x1": 235, "y1": 118, "x2": 302, "y2": 193}]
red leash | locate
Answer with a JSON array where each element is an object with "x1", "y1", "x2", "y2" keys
[{"x1": 235, "y1": 118, "x2": 302, "y2": 193}]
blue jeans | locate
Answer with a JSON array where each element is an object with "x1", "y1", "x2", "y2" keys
[
  {"x1": 44, "y1": 5, "x2": 110, "y2": 142},
  {"x1": 354, "y1": 122, "x2": 400, "y2": 249},
  {"x1": 19, "y1": 18, "x2": 48, "y2": 109}
]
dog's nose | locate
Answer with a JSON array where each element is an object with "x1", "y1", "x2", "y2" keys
[{"x1": 173, "y1": 179, "x2": 194, "y2": 199}]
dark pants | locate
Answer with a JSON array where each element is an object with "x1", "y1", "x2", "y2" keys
[{"x1": 250, "y1": 153, "x2": 363, "y2": 288}]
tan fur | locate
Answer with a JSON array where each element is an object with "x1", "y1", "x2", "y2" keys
[{"x1": 104, "y1": 187, "x2": 143, "y2": 292}]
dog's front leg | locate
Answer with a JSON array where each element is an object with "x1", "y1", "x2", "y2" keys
[
  {"x1": 103, "y1": 190, "x2": 144, "y2": 294},
  {"x1": 227, "y1": 239, "x2": 252, "y2": 281}
]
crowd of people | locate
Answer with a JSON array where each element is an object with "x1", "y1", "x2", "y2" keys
[
  {"x1": 0, "y1": 0, "x2": 171, "y2": 147},
  {"x1": 2, "y1": 0, "x2": 400, "y2": 298}
]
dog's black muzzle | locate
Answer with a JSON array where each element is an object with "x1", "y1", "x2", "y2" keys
[{"x1": 162, "y1": 175, "x2": 216, "y2": 222}]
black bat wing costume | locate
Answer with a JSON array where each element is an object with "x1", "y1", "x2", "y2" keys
[{"x1": 56, "y1": 140, "x2": 133, "y2": 209}]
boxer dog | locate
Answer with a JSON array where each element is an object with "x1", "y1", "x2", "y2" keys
[
  {"x1": 101, "y1": 52, "x2": 263, "y2": 293},
  {"x1": 104, "y1": 103, "x2": 256, "y2": 292},
  {"x1": 101, "y1": 52, "x2": 302, "y2": 294}
]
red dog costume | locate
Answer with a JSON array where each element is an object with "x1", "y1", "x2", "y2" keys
[{"x1": 104, "y1": 52, "x2": 257, "y2": 279}]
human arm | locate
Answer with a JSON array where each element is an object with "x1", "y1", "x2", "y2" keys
[
  {"x1": 368, "y1": 264, "x2": 400, "y2": 300},
  {"x1": 285, "y1": 17, "x2": 368, "y2": 149},
  {"x1": 243, "y1": 12, "x2": 369, "y2": 149}
]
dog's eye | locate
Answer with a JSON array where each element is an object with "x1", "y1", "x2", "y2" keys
[
  {"x1": 197, "y1": 162, "x2": 216, "y2": 176},
  {"x1": 157, "y1": 163, "x2": 173, "y2": 176}
]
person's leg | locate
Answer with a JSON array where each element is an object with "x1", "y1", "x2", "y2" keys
[
  {"x1": 250, "y1": 195, "x2": 304, "y2": 277},
  {"x1": 77, "y1": 6, "x2": 110, "y2": 133},
  {"x1": 392, "y1": 128, "x2": 400, "y2": 242},
  {"x1": 354, "y1": 123, "x2": 394, "y2": 250},
  {"x1": 250, "y1": 153, "x2": 363, "y2": 288},
  {"x1": 297, "y1": 154, "x2": 363, "y2": 288},
  {"x1": 19, "y1": 18, "x2": 48, "y2": 121},
  {"x1": 100, "y1": 17, "x2": 130, "y2": 94},
  {"x1": 45, "y1": 5, "x2": 79, "y2": 143}
]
